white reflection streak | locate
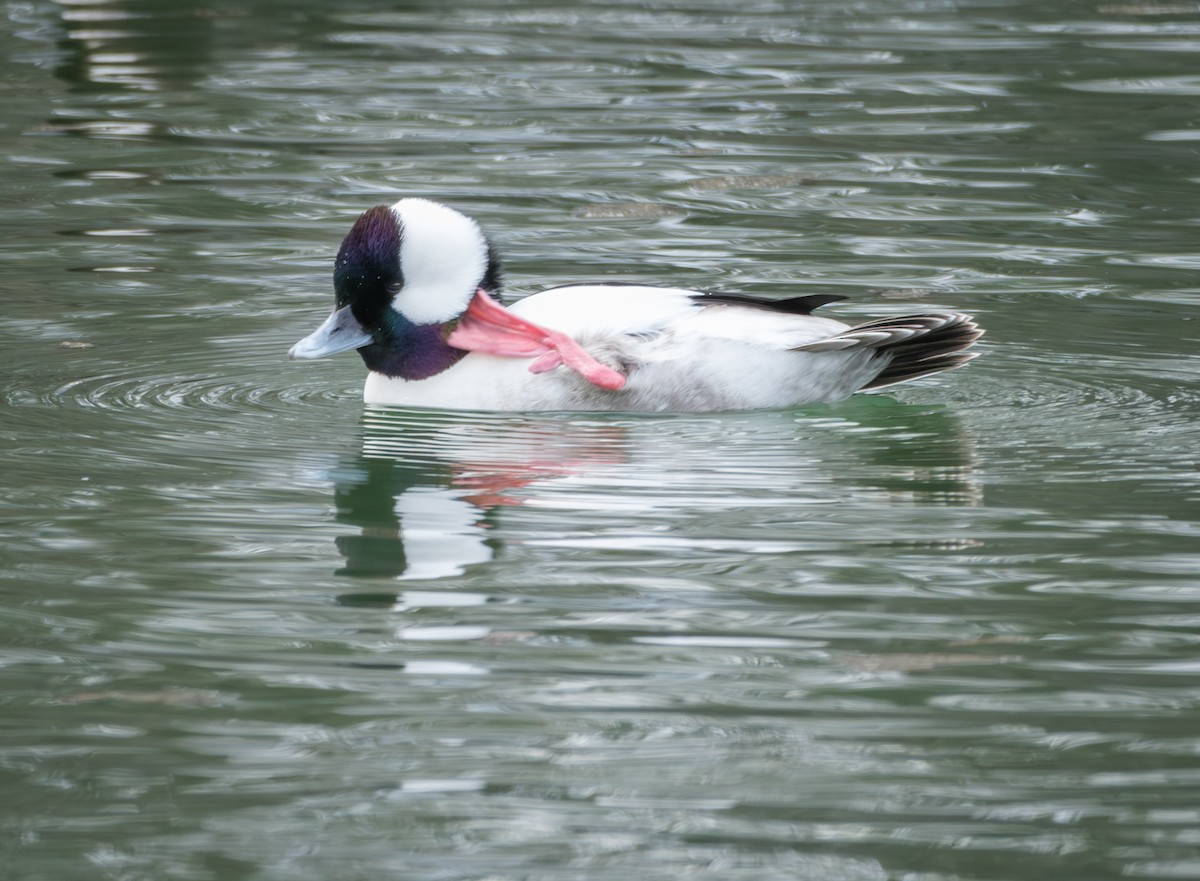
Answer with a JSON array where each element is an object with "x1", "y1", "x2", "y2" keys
[{"x1": 390, "y1": 487, "x2": 492, "y2": 580}]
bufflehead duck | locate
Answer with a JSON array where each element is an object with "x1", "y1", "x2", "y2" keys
[{"x1": 289, "y1": 198, "x2": 982, "y2": 411}]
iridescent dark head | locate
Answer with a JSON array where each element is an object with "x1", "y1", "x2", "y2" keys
[
  {"x1": 334, "y1": 204, "x2": 404, "y2": 330},
  {"x1": 289, "y1": 199, "x2": 502, "y2": 380}
]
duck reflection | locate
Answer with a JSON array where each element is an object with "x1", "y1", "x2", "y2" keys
[
  {"x1": 331, "y1": 457, "x2": 494, "y2": 581},
  {"x1": 332, "y1": 408, "x2": 628, "y2": 582},
  {"x1": 328, "y1": 399, "x2": 981, "y2": 587}
]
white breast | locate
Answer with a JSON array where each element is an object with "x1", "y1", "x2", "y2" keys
[{"x1": 364, "y1": 353, "x2": 567, "y2": 410}]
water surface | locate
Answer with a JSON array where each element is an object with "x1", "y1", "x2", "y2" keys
[{"x1": 3, "y1": 1, "x2": 1200, "y2": 879}]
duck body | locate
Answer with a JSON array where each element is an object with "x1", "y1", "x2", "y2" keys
[
  {"x1": 290, "y1": 199, "x2": 982, "y2": 413},
  {"x1": 363, "y1": 284, "x2": 882, "y2": 411}
]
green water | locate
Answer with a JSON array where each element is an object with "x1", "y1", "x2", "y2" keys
[{"x1": 3, "y1": 1, "x2": 1199, "y2": 879}]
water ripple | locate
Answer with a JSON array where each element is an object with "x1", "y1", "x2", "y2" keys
[{"x1": 41, "y1": 369, "x2": 347, "y2": 414}]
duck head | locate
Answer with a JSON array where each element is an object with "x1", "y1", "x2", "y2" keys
[{"x1": 289, "y1": 198, "x2": 501, "y2": 380}]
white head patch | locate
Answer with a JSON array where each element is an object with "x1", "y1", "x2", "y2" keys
[{"x1": 389, "y1": 198, "x2": 489, "y2": 324}]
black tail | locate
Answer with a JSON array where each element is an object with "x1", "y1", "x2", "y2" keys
[{"x1": 794, "y1": 312, "x2": 983, "y2": 390}]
